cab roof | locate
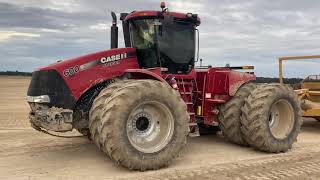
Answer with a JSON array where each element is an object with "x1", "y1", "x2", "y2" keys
[{"x1": 124, "y1": 10, "x2": 201, "y2": 26}]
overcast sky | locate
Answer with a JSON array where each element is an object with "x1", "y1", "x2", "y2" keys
[{"x1": 0, "y1": 0, "x2": 320, "y2": 77}]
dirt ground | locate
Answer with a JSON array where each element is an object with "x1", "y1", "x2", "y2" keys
[{"x1": 1, "y1": 76, "x2": 320, "y2": 180}]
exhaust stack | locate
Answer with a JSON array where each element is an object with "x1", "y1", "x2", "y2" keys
[{"x1": 110, "y1": 12, "x2": 118, "y2": 49}]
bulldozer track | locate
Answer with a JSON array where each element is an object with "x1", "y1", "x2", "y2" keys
[{"x1": 118, "y1": 146, "x2": 320, "y2": 180}]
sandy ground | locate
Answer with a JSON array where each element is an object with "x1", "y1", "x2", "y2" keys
[{"x1": 1, "y1": 76, "x2": 320, "y2": 179}]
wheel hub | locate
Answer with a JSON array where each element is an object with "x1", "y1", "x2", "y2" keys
[
  {"x1": 132, "y1": 112, "x2": 152, "y2": 134},
  {"x1": 269, "y1": 108, "x2": 279, "y2": 128},
  {"x1": 269, "y1": 99, "x2": 295, "y2": 139},
  {"x1": 126, "y1": 101, "x2": 174, "y2": 153}
]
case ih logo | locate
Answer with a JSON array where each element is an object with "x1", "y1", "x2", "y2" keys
[
  {"x1": 63, "y1": 52, "x2": 131, "y2": 77},
  {"x1": 63, "y1": 65, "x2": 79, "y2": 77},
  {"x1": 100, "y1": 53, "x2": 127, "y2": 64}
]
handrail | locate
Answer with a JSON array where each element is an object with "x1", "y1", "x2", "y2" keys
[{"x1": 278, "y1": 55, "x2": 320, "y2": 84}]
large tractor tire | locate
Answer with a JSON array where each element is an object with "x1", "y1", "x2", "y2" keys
[
  {"x1": 89, "y1": 80, "x2": 131, "y2": 147},
  {"x1": 241, "y1": 83, "x2": 302, "y2": 153},
  {"x1": 89, "y1": 80, "x2": 189, "y2": 171},
  {"x1": 219, "y1": 83, "x2": 257, "y2": 145}
]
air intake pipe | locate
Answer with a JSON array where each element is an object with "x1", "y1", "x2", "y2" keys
[{"x1": 110, "y1": 12, "x2": 118, "y2": 49}]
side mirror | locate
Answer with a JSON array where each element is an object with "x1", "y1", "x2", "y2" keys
[{"x1": 120, "y1": 13, "x2": 128, "y2": 21}]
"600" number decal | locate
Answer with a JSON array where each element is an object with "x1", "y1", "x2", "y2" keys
[{"x1": 63, "y1": 65, "x2": 79, "y2": 77}]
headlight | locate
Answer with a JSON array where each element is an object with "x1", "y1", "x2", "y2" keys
[{"x1": 27, "y1": 95, "x2": 50, "y2": 103}]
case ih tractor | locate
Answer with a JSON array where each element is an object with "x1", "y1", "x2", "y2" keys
[{"x1": 27, "y1": 3, "x2": 302, "y2": 171}]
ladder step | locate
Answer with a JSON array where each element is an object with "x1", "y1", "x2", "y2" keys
[
  {"x1": 180, "y1": 92, "x2": 192, "y2": 95},
  {"x1": 188, "y1": 112, "x2": 195, "y2": 115},
  {"x1": 188, "y1": 123, "x2": 197, "y2": 126},
  {"x1": 206, "y1": 99, "x2": 226, "y2": 104},
  {"x1": 185, "y1": 102, "x2": 193, "y2": 105}
]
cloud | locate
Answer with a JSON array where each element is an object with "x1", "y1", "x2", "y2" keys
[
  {"x1": 0, "y1": 1, "x2": 109, "y2": 30},
  {"x1": 0, "y1": 31, "x2": 40, "y2": 42},
  {"x1": 169, "y1": 1, "x2": 204, "y2": 13},
  {"x1": 90, "y1": 23, "x2": 110, "y2": 30},
  {"x1": 0, "y1": 2, "x2": 71, "y2": 29}
]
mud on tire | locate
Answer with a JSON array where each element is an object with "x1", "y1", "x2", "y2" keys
[
  {"x1": 89, "y1": 80, "x2": 189, "y2": 171},
  {"x1": 241, "y1": 83, "x2": 302, "y2": 153},
  {"x1": 219, "y1": 83, "x2": 257, "y2": 145},
  {"x1": 89, "y1": 80, "x2": 131, "y2": 148}
]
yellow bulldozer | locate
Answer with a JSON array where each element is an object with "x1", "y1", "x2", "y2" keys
[{"x1": 279, "y1": 55, "x2": 320, "y2": 120}]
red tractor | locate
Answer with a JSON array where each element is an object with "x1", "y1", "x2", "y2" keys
[{"x1": 27, "y1": 3, "x2": 302, "y2": 171}]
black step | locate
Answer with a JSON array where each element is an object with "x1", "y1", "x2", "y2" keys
[{"x1": 180, "y1": 92, "x2": 192, "y2": 95}]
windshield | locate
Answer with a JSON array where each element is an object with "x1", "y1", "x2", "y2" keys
[
  {"x1": 129, "y1": 18, "x2": 195, "y2": 72},
  {"x1": 130, "y1": 19, "x2": 158, "y2": 68},
  {"x1": 130, "y1": 19, "x2": 156, "y2": 49}
]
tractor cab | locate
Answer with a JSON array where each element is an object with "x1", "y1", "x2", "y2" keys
[{"x1": 118, "y1": 3, "x2": 200, "y2": 73}]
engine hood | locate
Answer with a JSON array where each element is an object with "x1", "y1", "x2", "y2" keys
[
  {"x1": 29, "y1": 47, "x2": 139, "y2": 101},
  {"x1": 36, "y1": 47, "x2": 137, "y2": 73}
]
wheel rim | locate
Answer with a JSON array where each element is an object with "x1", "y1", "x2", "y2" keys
[
  {"x1": 269, "y1": 99, "x2": 295, "y2": 139},
  {"x1": 126, "y1": 101, "x2": 174, "y2": 153}
]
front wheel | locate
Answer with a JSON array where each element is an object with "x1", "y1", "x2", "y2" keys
[
  {"x1": 89, "y1": 80, "x2": 189, "y2": 171},
  {"x1": 241, "y1": 83, "x2": 302, "y2": 153}
]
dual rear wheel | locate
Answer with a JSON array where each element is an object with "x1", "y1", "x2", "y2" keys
[{"x1": 219, "y1": 83, "x2": 302, "y2": 152}]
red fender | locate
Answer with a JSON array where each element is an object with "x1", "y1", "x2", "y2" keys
[
  {"x1": 123, "y1": 68, "x2": 167, "y2": 83},
  {"x1": 228, "y1": 71, "x2": 256, "y2": 96}
]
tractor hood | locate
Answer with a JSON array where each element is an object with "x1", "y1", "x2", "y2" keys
[
  {"x1": 28, "y1": 47, "x2": 139, "y2": 109},
  {"x1": 37, "y1": 47, "x2": 137, "y2": 73}
]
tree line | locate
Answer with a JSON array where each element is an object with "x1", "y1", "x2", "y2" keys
[
  {"x1": 255, "y1": 77, "x2": 303, "y2": 84},
  {"x1": 0, "y1": 71, "x2": 32, "y2": 76}
]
